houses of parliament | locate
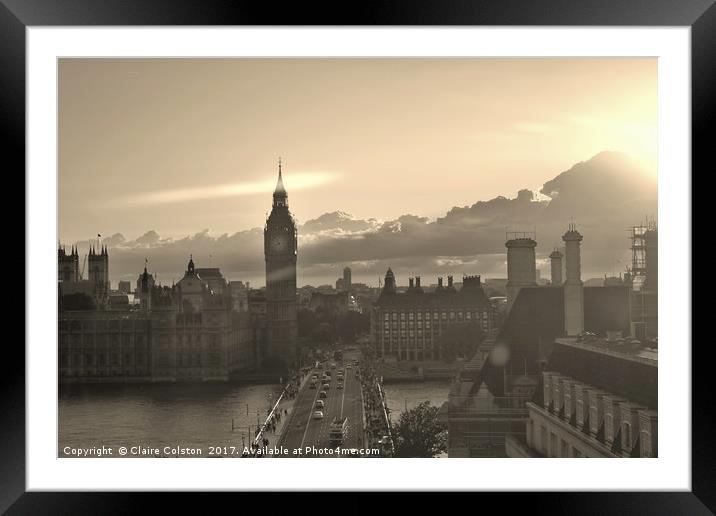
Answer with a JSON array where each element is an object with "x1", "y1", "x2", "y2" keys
[{"x1": 57, "y1": 163, "x2": 298, "y2": 382}]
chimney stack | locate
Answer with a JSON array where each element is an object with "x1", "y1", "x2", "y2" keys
[
  {"x1": 437, "y1": 277, "x2": 443, "y2": 288},
  {"x1": 562, "y1": 223, "x2": 584, "y2": 336},
  {"x1": 415, "y1": 276, "x2": 421, "y2": 288},
  {"x1": 549, "y1": 248, "x2": 564, "y2": 286},
  {"x1": 409, "y1": 277, "x2": 414, "y2": 288},
  {"x1": 447, "y1": 275, "x2": 454, "y2": 288},
  {"x1": 505, "y1": 234, "x2": 537, "y2": 311}
]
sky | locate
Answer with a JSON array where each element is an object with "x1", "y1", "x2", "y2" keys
[{"x1": 58, "y1": 58, "x2": 657, "y2": 287}]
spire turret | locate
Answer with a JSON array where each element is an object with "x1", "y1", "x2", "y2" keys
[
  {"x1": 273, "y1": 157, "x2": 288, "y2": 207},
  {"x1": 382, "y1": 267, "x2": 396, "y2": 295}
]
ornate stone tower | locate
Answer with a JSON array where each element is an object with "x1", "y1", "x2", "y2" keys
[
  {"x1": 264, "y1": 159, "x2": 298, "y2": 370},
  {"x1": 58, "y1": 244, "x2": 80, "y2": 283},
  {"x1": 88, "y1": 244, "x2": 109, "y2": 302}
]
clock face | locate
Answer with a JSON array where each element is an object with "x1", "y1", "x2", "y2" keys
[{"x1": 271, "y1": 235, "x2": 287, "y2": 251}]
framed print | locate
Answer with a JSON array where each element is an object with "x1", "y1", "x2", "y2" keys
[{"x1": 5, "y1": 0, "x2": 712, "y2": 512}]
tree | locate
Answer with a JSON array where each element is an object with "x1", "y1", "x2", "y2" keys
[
  {"x1": 392, "y1": 401, "x2": 447, "y2": 458},
  {"x1": 439, "y1": 321, "x2": 484, "y2": 362},
  {"x1": 335, "y1": 310, "x2": 370, "y2": 343}
]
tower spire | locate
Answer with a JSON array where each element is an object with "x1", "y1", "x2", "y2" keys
[{"x1": 273, "y1": 156, "x2": 287, "y2": 207}]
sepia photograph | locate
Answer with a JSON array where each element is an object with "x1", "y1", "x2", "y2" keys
[{"x1": 56, "y1": 57, "x2": 659, "y2": 460}]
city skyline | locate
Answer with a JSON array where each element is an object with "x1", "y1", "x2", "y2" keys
[
  {"x1": 59, "y1": 58, "x2": 657, "y2": 288},
  {"x1": 58, "y1": 149, "x2": 656, "y2": 288}
]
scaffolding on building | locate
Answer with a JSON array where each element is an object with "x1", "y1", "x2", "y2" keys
[
  {"x1": 626, "y1": 218, "x2": 656, "y2": 292},
  {"x1": 626, "y1": 218, "x2": 657, "y2": 338}
]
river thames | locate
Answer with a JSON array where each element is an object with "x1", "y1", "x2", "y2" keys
[
  {"x1": 58, "y1": 380, "x2": 452, "y2": 457},
  {"x1": 59, "y1": 382, "x2": 285, "y2": 456}
]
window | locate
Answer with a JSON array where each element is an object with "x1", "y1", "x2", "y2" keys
[
  {"x1": 540, "y1": 425, "x2": 548, "y2": 454},
  {"x1": 572, "y1": 447, "x2": 582, "y2": 458},
  {"x1": 560, "y1": 439, "x2": 569, "y2": 458},
  {"x1": 528, "y1": 420, "x2": 534, "y2": 447},
  {"x1": 641, "y1": 430, "x2": 652, "y2": 457},
  {"x1": 623, "y1": 422, "x2": 632, "y2": 449},
  {"x1": 605, "y1": 414, "x2": 613, "y2": 442},
  {"x1": 550, "y1": 433, "x2": 557, "y2": 457}
]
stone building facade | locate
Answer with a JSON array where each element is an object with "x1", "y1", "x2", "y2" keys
[
  {"x1": 371, "y1": 271, "x2": 496, "y2": 362},
  {"x1": 58, "y1": 282, "x2": 256, "y2": 383}
]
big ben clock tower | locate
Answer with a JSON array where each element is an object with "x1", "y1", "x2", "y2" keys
[{"x1": 264, "y1": 158, "x2": 298, "y2": 370}]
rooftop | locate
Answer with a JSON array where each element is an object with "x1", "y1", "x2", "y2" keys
[
  {"x1": 556, "y1": 336, "x2": 658, "y2": 366},
  {"x1": 548, "y1": 337, "x2": 657, "y2": 409},
  {"x1": 375, "y1": 284, "x2": 490, "y2": 307}
]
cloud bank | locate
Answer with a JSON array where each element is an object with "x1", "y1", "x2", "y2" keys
[{"x1": 68, "y1": 151, "x2": 656, "y2": 288}]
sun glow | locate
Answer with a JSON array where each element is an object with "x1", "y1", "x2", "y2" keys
[{"x1": 119, "y1": 171, "x2": 338, "y2": 206}]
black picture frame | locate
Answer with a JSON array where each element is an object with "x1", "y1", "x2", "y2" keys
[{"x1": 5, "y1": 0, "x2": 709, "y2": 512}]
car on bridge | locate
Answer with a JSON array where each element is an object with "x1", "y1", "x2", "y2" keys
[
  {"x1": 319, "y1": 390, "x2": 328, "y2": 399},
  {"x1": 315, "y1": 400, "x2": 325, "y2": 409},
  {"x1": 313, "y1": 411, "x2": 324, "y2": 420},
  {"x1": 337, "y1": 383, "x2": 344, "y2": 390},
  {"x1": 322, "y1": 383, "x2": 330, "y2": 390}
]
